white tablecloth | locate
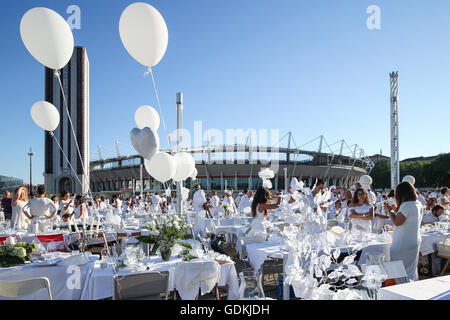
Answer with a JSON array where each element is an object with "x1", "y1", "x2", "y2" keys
[
  {"x1": 0, "y1": 255, "x2": 98, "y2": 300},
  {"x1": 81, "y1": 256, "x2": 239, "y2": 300},
  {"x1": 379, "y1": 275, "x2": 450, "y2": 300},
  {"x1": 420, "y1": 231, "x2": 449, "y2": 256}
]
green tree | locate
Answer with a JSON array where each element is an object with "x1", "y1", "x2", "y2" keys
[{"x1": 371, "y1": 159, "x2": 391, "y2": 189}]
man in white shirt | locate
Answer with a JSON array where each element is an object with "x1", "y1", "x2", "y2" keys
[
  {"x1": 192, "y1": 185, "x2": 211, "y2": 218},
  {"x1": 23, "y1": 186, "x2": 57, "y2": 219},
  {"x1": 238, "y1": 189, "x2": 253, "y2": 215},
  {"x1": 208, "y1": 191, "x2": 221, "y2": 217},
  {"x1": 112, "y1": 194, "x2": 122, "y2": 214},
  {"x1": 150, "y1": 193, "x2": 162, "y2": 213},
  {"x1": 422, "y1": 205, "x2": 444, "y2": 225}
]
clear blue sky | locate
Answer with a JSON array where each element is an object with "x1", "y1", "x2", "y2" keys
[{"x1": 1, "y1": 0, "x2": 449, "y2": 185}]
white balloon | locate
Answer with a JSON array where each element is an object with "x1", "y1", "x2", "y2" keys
[
  {"x1": 189, "y1": 168, "x2": 198, "y2": 180},
  {"x1": 144, "y1": 152, "x2": 176, "y2": 183},
  {"x1": 20, "y1": 7, "x2": 74, "y2": 70},
  {"x1": 172, "y1": 152, "x2": 195, "y2": 182},
  {"x1": 119, "y1": 2, "x2": 168, "y2": 67},
  {"x1": 135, "y1": 105, "x2": 160, "y2": 131},
  {"x1": 402, "y1": 175, "x2": 415, "y2": 185},
  {"x1": 358, "y1": 175, "x2": 373, "y2": 190},
  {"x1": 30, "y1": 101, "x2": 60, "y2": 131},
  {"x1": 130, "y1": 127, "x2": 160, "y2": 160},
  {"x1": 181, "y1": 187, "x2": 190, "y2": 201}
]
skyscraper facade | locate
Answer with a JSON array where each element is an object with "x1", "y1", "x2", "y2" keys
[{"x1": 44, "y1": 46, "x2": 89, "y2": 195}]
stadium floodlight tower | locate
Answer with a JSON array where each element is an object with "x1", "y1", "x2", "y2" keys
[
  {"x1": 390, "y1": 71, "x2": 400, "y2": 189},
  {"x1": 176, "y1": 92, "x2": 183, "y2": 217}
]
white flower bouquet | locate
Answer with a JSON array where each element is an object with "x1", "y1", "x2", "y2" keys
[{"x1": 136, "y1": 214, "x2": 193, "y2": 260}]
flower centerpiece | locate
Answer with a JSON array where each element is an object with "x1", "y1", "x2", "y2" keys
[
  {"x1": 0, "y1": 239, "x2": 36, "y2": 267},
  {"x1": 222, "y1": 203, "x2": 231, "y2": 218},
  {"x1": 136, "y1": 214, "x2": 193, "y2": 261}
]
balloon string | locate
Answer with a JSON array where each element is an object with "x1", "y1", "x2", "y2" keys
[
  {"x1": 49, "y1": 131, "x2": 84, "y2": 188},
  {"x1": 55, "y1": 70, "x2": 92, "y2": 198},
  {"x1": 149, "y1": 69, "x2": 174, "y2": 154}
]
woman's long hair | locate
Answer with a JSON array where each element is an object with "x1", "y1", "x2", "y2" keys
[
  {"x1": 251, "y1": 187, "x2": 270, "y2": 218},
  {"x1": 395, "y1": 182, "x2": 417, "y2": 210},
  {"x1": 351, "y1": 187, "x2": 371, "y2": 205},
  {"x1": 13, "y1": 186, "x2": 28, "y2": 203}
]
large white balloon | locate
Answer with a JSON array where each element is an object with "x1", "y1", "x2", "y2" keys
[
  {"x1": 30, "y1": 101, "x2": 60, "y2": 131},
  {"x1": 172, "y1": 152, "x2": 195, "y2": 182},
  {"x1": 189, "y1": 168, "x2": 198, "y2": 180},
  {"x1": 402, "y1": 175, "x2": 416, "y2": 185},
  {"x1": 119, "y1": 2, "x2": 168, "y2": 67},
  {"x1": 144, "y1": 152, "x2": 176, "y2": 183},
  {"x1": 20, "y1": 7, "x2": 74, "y2": 70},
  {"x1": 135, "y1": 105, "x2": 160, "y2": 131},
  {"x1": 358, "y1": 175, "x2": 373, "y2": 191},
  {"x1": 130, "y1": 127, "x2": 160, "y2": 160}
]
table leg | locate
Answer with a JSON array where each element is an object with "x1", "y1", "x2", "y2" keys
[
  {"x1": 283, "y1": 253, "x2": 289, "y2": 300},
  {"x1": 427, "y1": 254, "x2": 433, "y2": 277}
]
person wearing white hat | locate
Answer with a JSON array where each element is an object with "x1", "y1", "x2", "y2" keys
[
  {"x1": 223, "y1": 190, "x2": 237, "y2": 215},
  {"x1": 235, "y1": 192, "x2": 243, "y2": 208}
]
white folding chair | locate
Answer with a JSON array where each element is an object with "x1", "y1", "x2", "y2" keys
[
  {"x1": 0, "y1": 277, "x2": 52, "y2": 300},
  {"x1": 361, "y1": 260, "x2": 408, "y2": 285},
  {"x1": 113, "y1": 271, "x2": 170, "y2": 300}
]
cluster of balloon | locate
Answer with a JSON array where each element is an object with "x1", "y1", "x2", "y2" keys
[
  {"x1": 144, "y1": 152, "x2": 176, "y2": 184},
  {"x1": 20, "y1": 7, "x2": 74, "y2": 131},
  {"x1": 119, "y1": 2, "x2": 168, "y2": 69}
]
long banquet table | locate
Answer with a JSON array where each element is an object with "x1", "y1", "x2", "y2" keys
[
  {"x1": 379, "y1": 275, "x2": 450, "y2": 300},
  {"x1": 81, "y1": 255, "x2": 240, "y2": 300}
]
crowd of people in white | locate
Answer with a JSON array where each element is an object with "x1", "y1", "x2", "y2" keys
[{"x1": 2, "y1": 176, "x2": 449, "y2": 281}]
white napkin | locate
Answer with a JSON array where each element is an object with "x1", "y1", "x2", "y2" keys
[{"x1": 174, "y1": 259, "x2": 220, "y2": 300}]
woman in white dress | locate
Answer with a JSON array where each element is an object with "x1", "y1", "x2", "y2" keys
[
  {"x1": 384, "y1": 181, "x2": 421, "y2": 281},
  {"x1": 11, "y1": 186, "x2": 33, "y2": 229},
  {"x1": 73, "y1": 195, "x2": 87, "y2": 221},
  {"x1": 439, "y1": 187, "x2": 449, "y2": 210},
  {"x1": 250, "y1": 187, "x2": 281, "y2": 232},
  {"x1": 348, "y1": 188, "x2": 374, "y2": 233},
  {"x1": 60, "y1": 191, "x2": 74, "y2": 217}
]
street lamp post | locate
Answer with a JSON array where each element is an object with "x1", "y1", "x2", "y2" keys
[{"x1": 27, "y1": 148, "x2": 34, "y2": 194}]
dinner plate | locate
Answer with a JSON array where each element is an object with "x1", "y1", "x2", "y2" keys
[{"x1": 32, "y1": 257, "x2": 64, "y2": 266}]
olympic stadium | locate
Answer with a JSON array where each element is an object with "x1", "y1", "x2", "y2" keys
[{"x1": 89, "y1": 133, "x2": 374, "y2": 195}]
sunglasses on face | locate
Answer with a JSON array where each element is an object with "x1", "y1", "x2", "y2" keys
[{"x1": 357, "y1": 193, "x2": 364, "y2": 196}]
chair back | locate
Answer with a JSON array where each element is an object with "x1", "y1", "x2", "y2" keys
[
  {"x1": 0, "y1": 236, "x2": 13, "y2": 245},
  {"x1": 0, "y1": 277, "x2": 52, "y2": 300},
  {"x1": 361, "y1": 260, "x2": 408, "y2": 286},
  {"x1": 113, "y1": 271, "x2": 169, "y2": 300},
  {"x1": 36, "y1": 234, "x2": 67, "y2": 252}
]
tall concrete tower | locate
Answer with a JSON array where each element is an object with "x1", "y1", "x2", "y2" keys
[
  {"x1": 44, "y1": 46, "x2": 90, "y2": 195},
  {"x1": 389, "y1": 71, "x2": 400, "y2": 189}
]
